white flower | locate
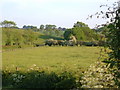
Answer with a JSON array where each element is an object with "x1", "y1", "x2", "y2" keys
[
  {"x1": 94, "y1": 85, "x2": 99, "y2": 88},
  {"x1": 33, "y1": 64, "x2": 36, "y2": 67},
  {"x1": 12, "y1": 74, "x2": 17, "y2": 77},
  {"x1": 82, "y1": 85, "x2": 90, "y2": 88},
  {"x1": 30, "y1": 68, "x2": 33, "y2": 70},
  {"x1": 80, "y1": 61, "x2": 117, "y2": 88}
]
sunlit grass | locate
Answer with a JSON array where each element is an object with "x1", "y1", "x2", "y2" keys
[{"x1": 2, "y1": 46, "x2": 101, "y2": 74}]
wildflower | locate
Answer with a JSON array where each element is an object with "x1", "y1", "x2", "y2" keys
[
  {"x1": 30, "y1": 68, "x2": 33, "y2": 70},
  {"x1": 82, "y1": 85, "x2": 90, "y2": 88},
  {"x1": 12, "y1": 74, "x2": 17, "y2": 77},
  {"x1": 33, "y1": 64, "x2": 36, "y2": 67}
]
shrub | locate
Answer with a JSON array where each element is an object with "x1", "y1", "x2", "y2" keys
[
  {"x1": 2, "y1": 66, "x2": 77, "y2": 89},
  {"x1": 76, "y1": 41, "x2": 84, "y2": 46},
  {"x1": 57, "y1": 40, "x2": 65, "y2": 46},
  {"x1": 2, "y1": 28, "x2": 41, "y2": 47},
  {"x1": 80, "y1": 61, "x2": 118, "y2": 88},
  {"x1": 114, "y1": 69, "x2": 120, "y2": 87},
  {"x1": 45, "y1": 39, "x2": 56, "y2": 46}
]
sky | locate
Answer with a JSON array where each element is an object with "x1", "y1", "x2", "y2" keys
[{"x1": 0, "y1": 0, "x2": 117, "y2": 29}]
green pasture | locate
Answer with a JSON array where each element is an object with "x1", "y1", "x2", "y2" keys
[{"x1": 2, "y1": 46, "x2": 101, "y2": 74}]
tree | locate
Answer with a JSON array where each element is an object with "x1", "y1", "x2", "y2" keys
[
  {"x1": 2, "y1": 29, "x2": 14, "y2": 45},
  {"x1": 45, "y1": 24, "x2": 56, "y2": 30},
  {"x1": 64, "y1": 29, "x2": 73, "y2": 40},
  {"x1": 58, "y1": 27, "x2": 66, "y2": 31},
  {"x1": 64, "y1": 21, "x2": 98, "y2": 41},
  {"x1": 104, "y1": 5, "x2": 120, "y2": 69},
  {"x1": 88, "y1": 0, "x2": 120, "y2": 69},
  {"x1": 72, "y1": 27, "x2": 86, "y2": 40},
  {"x1": 0, "y1": 20, "x2": 16, "y2": 28},
  {"x1": 73, "y1": 21, "x2": 88, "y2": 28},
  {"x1": 92, "y1": 1, "x2": 120, "y2": 69},
  {"x1": 23, "y1": 25, "x2": 27, "y2": 29},
  {"x1": 40, "y1": 24, "x2": 44, "y2": 30},
  {"x1": 22, "y1": 25, "x2": 38, "y2": 32}
]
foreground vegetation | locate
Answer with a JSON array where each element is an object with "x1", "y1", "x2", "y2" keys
[{"x1": 3, "y1": 46, "x2": 119, "y2": 88}]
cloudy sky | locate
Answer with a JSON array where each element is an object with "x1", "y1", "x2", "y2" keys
[{"x1": 0, "y1": 0, "x2": 117, "y2": 28}]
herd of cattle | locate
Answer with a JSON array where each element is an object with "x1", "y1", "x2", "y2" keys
[{"x1": 34, "y1": 39, "x2": 105, "y2": 47}]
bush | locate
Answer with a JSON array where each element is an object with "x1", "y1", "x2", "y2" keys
[
  {"x1": 80, "y1": 61, "x2": 118, "y2": 88},
  {"x1": 45, "y1": 39, "x2": 56, "y2": 46},
  {"x1": 57, "y1": 40, "x2": 65, "y2": 46},
  {"x1": 2, "y1": 28, "x2": 41, "y2": 47},
  {"x1": 114, "y1": 70, "x2": 120, "y2": 88},
  {"x1": 76, "y1": 41, "x2": 84, "y2": 46},
  {"x1": 98, "y1": 40, "x2": 105, "y2": 46},
  {"x1": 2, "y1": 66, "x2": 77, "y2": 89},
  {"x1": 83, "y1": 42, "x2": 93, "y2": 46},
  {"x1": 45, "y1": 39, "x2": 103, "y2": 47}
]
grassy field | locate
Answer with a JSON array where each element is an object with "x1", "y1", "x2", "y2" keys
[{"x1": 2, "y1": 46, "x2": 101, "y2": 74}]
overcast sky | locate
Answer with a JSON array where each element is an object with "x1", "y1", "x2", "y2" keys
[{"x1": 0, "y1": 0, "x2": 117, "y2": 29}]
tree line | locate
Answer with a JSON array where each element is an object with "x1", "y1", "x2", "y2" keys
[
  {"x1": 2, "y1": 28, "x2": 40, "y2": 47},
  {"x1": 1, "y1": 20, "x2": 106, "y2": 47},
  {"x1": 64, "y1": 21, "x2": 102, "y2": 41}
]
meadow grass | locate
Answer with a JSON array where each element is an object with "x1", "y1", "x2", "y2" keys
[{"x1": 2, "y1": 46, "x2": 101, "y2": 74}]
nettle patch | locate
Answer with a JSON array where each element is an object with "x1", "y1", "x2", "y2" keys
[{"x1": 80, "y1": 61, "x2": 118, "y2": 88}]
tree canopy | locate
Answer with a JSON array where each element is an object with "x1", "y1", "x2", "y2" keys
[
  {"x1": 64, "y1": 21, "x2": 100, "y2": 41},
  {"x1": 0, "y1": 20, "x2": 16, "y2": 28},
  {"x1": 73, "y1": 21, "x2": 88, "y2": 28}
]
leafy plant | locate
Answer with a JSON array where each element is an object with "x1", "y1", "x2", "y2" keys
[
  {"x1": 2, "y1": 68, "x2": 77, "y2": 89},
  {"x1": 80, "y1": 61, "x2": 117, "y2": 88}
]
